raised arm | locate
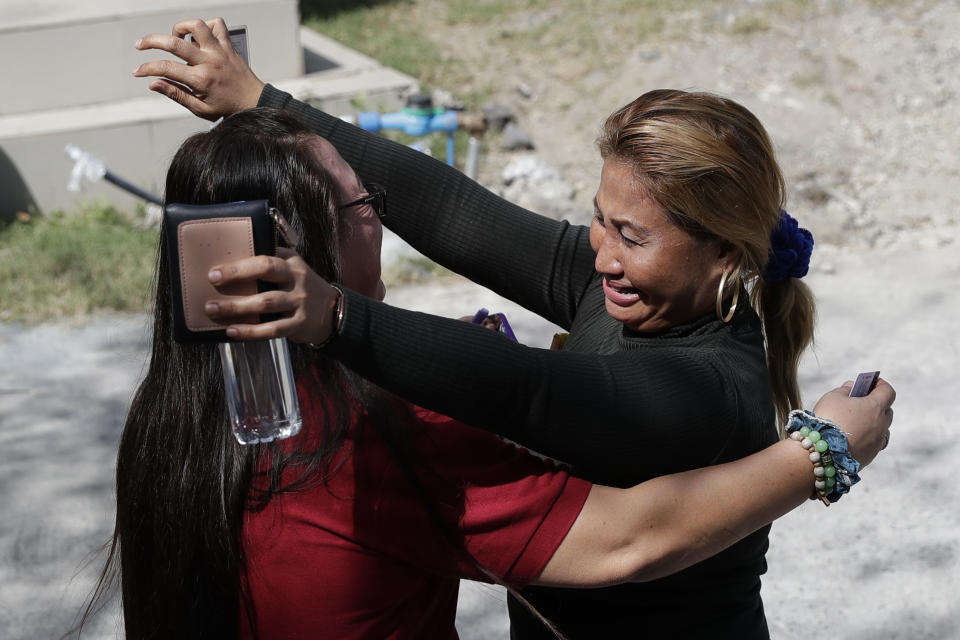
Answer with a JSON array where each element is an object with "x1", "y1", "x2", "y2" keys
[{"x1": 134, "y1": 18, "x2": 596, "y2": 329}]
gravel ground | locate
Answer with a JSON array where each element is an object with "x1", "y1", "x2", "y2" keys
[
  {"x1": 2, "y1": 0, "x2": 958, "y2": 637},
  {"x1": 2, "y1": 236, "x2": 957, "y2": 638}
]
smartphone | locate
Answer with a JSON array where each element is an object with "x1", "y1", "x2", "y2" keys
[
  {"x1": 849, "y1": 371, "x2": 880, "y2": 397},
  {"x1": 471, "y1": 308, "x2": 518, "y2": 342},
  {"x1": 229, "y1": 26, "x2": 249, "y2": 64},
  {"x1": 187, "y1": 25, "x2": 249, "y2": 64}
]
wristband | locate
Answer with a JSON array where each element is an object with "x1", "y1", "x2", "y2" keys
[
  {"x1": 785, "y1": 409, "x2": 861, "y2": 505},
  {"x1": 308, "y1": 283, "x2": 345, "y2": 349}
]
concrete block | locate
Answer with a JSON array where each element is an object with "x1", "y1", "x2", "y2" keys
[
  {"x1": 0, "y1": 0, "x2": 302, "y2": 115},
  {"x1": 0, "y1": 16, "x2": 418, "y2": 220}
]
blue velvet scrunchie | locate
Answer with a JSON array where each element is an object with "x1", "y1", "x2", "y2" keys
[{"x1": 763, "y1": 210, "x2": 814, "y2": 282}]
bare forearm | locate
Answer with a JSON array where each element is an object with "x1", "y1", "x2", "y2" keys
[
  {"x1": 537, "y1": 439, "x2": 810, "y2": 587},
  {"x1": 625, "y1": 438, "x2": 810, "y2": 581}
]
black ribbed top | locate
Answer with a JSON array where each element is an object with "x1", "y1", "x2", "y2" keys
[{"x1": 261, "y1": 85, "x2": 779, "y2": 638}]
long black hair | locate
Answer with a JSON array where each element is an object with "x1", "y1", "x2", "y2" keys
[
  {"x1": 80, "y1": 108, "x2": 443, "y2": 639},
  {"x1": 81, "y1": 107, "x2": 563, "y2": 640}
]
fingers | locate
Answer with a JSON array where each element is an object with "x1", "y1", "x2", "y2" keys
[
  {"x1": 209, "y1": 255, "x2": 297, "y2": 287},
  {"x1": 868, "y1": 378, "x2": 896, "y2": 410},
  {"x1": 147, "y1": 79, "x2": 216, "y2": 120},
  {"x1": 206, "y1": 289, "x2": 297, "y2": 319},
  {"x1": 205, "y1": 18, "x2": 233, "y2": 48},
  {"x1": 224, "y1": 317, "x2": 302, "y2": 341},
  {"x1": 135, "y1": 17, "x2": 265, "y2": 118},
  {"x1": 172, "y1": 18, "x2": 216, "y2": 44},
  {"x1": 134, "y1": 33, "x2": 202, "y2": 65},
  {"x1": 134, "y1": 58, "x2": 197, "y2": 86}
]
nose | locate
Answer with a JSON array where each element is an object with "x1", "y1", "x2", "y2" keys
[{"x1": 594, "y1": 229, "x2": 623, "y2": 276}]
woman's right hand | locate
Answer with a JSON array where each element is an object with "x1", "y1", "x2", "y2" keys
[
  {"x1": 133, "y1": 17, "x2": 265, "y2": 120},
  {"x1": 812, "y1": 378, "x2": 896, "y2": 468},
  {"x1": 205, "y1": 248, "x2": 342, "y2": 345}
]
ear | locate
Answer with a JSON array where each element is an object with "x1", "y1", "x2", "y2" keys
[
  {"x1": 710, "y1": 240, "x2": 743, "y2": 282},
  {"x1": 713, "y1": 241, "x2": 743, "y2": 277}
]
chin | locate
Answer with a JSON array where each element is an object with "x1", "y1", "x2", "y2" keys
[
  {"x1": 604, "y1": 299, "x2": 657, "y2": 332},
  {"x1": 604, "y1": 299, "x2": 635, "y2": 325}
]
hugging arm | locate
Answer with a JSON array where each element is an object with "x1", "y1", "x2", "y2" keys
[
  {"x1": 324, "y1": 292, "x2": 735, "y2": 476},
  {"x1": 536, "y1": 382, "x2": 894, "y2": 586},
  {"x1": 210, "y1": 252, "x2": 742, "y2": 476},
  {"x1": 541, "y1": 440, "x2": 810, "y2": 585},
  {"x1": 134, "y1": 18, "x2": 596, "y2": 329},
  {"x1": 261, "y1": 84, "x2": 595, "y2": 329},
  {"x1": 210, "y1": 250, "x2": 872, "y2": 482}
]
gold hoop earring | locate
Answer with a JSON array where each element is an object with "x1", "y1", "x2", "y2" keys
[{"x1": 716, "y1": 268, "x2": 740, "y2": 323}]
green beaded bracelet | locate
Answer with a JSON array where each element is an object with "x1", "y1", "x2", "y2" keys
[
  {"x1": 789, "y1": 428, "x2": 832, "y2": 505},
  {"x1": 785, "y1": 409, "x2": 862, "y2": 504}
]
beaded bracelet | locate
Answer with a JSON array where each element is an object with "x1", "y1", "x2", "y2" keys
[
  {"x1": 308, "y1": 283, "x2": 345, "y2": 349},
  {"x1": 785, "y1": 409, "x2": 862, "y2": 505}
]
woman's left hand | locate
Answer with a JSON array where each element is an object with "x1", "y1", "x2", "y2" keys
[
  {"x1": 134, "y1": 17, "x2": 265, "y2": 121},
  {"x1": 813, "y1": 378, "x2": 896, "y2": 468},
  {"x1": 205, "y1": 247, "x2": 341, "y2": 344}
]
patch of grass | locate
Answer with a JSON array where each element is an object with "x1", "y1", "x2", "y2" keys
[
  {"x1": 304, "y1": 3, "x2": 460, "y2": 89},
  {"x1": 444, "y1": 0, "x2": 542, "y2": 25},
  {"x1": 635, "y1": 13, "x2": 667, "y2": 40},
  {"x1": 793, "y1": 67, "x2": 826, "y2": 88},
  {"x1": 730, "y1": 13, "x2": 769, "y2": 35},
  {"x1": 299, "y1": 0, "x2": 409, "y2": 21},
  {"x1": 313, "y1": 17, "x2": 445, "y2": 82},
  {"x1": 382, "y1": 254, "x2": 456, "y2": 285},
  {"x1": 461, "y1": 81, "x2": 496, "y2": 109},
  {"x1": 0, "y1": 204, "x2": 157, "y2": 323},
  {"x1": 379, "y1": 128, "x2": 474, "y2": 169},
  {"x1": 836, "y1": 53, "x2": 860, "y2": 70}
]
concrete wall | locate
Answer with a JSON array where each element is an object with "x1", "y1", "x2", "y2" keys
[
  {"x1": 0, "y1": 0, "x2": 302, "y2": 114},
  {"x1": 0, "y1": 64, "x2": 417, "y2": 218},
  {"x1": 0, "y1": 0, "x2": 417, "y2": 221},
  {"x1": 1, "y1": 113, "x2": 205, "y2": 216}
]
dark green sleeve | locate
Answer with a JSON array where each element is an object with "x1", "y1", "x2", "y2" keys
[{"x1": 258, "y1": 84, "x2": 596, "y2": 329}]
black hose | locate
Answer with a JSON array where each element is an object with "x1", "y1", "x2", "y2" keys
[{"x1": 103, "y1": 170, "x2": 162, "y2": 205}]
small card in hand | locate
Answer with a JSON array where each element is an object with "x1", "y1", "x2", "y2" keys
[{"x1": 849, "y1": 371, "x2": 880, "y2": 398}]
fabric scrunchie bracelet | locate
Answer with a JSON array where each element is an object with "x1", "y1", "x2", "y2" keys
[{"x1": 785, "y1": 409, "x2": 862, "y2": 505}]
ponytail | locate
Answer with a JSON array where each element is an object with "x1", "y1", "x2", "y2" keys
[{"x1": 751, "y1": 276, "x2": 816, "y2": 429}]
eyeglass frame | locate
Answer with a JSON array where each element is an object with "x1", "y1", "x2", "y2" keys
[{"x1": 338, "y1": 183, "x2": 386, "y2": 220}]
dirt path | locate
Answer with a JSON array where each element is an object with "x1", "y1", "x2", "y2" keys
[
  {"x1": 1, "y1": 1, "x2": 957, "y2": 637},
  {"x1": 2, "y1": 238, "x2": 957, "y2": 638}
]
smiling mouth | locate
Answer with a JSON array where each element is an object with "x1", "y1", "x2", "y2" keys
[{"x1": 601, "y1": 278, "x2": 641, "y2": 306}]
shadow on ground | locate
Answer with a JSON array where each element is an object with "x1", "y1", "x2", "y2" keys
[{"x1": 0, "y1": 315, "x2": 148, "y2": 639}]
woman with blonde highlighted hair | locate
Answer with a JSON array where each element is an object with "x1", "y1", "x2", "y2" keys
[
  {"x1": 134, "y1": 19, "x2": 890, "y2": 639},
  {"x1": 598, "y1": 89, "x2": 816, "y2": 427}
]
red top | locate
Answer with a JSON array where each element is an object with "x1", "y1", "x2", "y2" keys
[{"x1": 240, "y1": 392, "x2": 591, "y2": 640}]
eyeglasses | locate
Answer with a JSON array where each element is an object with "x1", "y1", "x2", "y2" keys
[{"x1": 338, "y1": 183, "x2": 386, "y2": 220}]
